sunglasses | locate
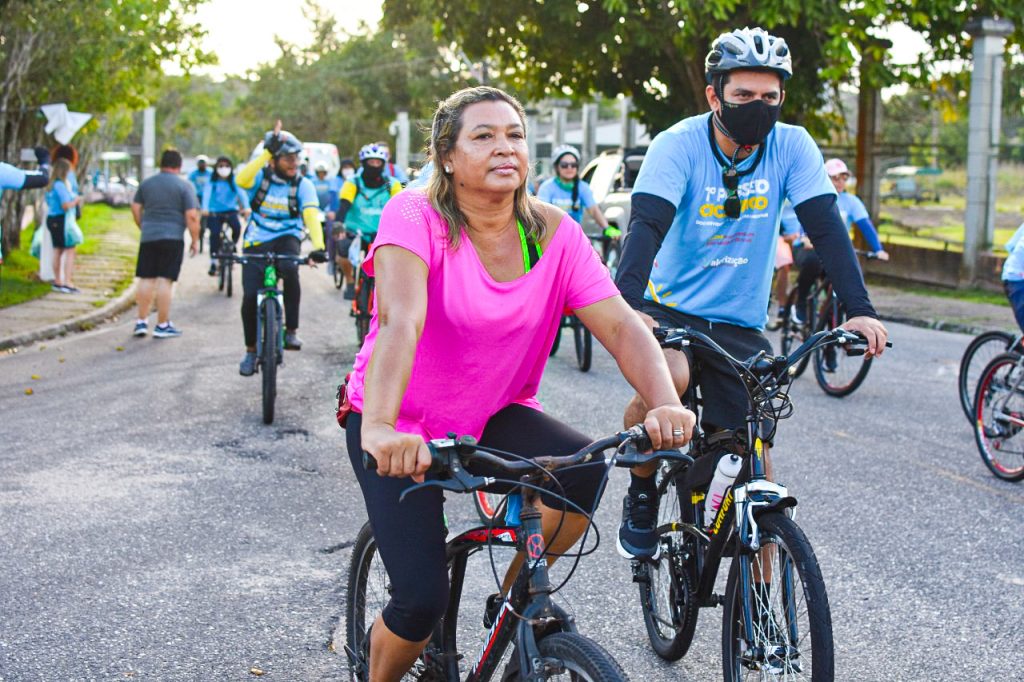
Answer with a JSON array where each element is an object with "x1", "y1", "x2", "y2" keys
[
  {"x1": 559, "y1": 162, "x2": 578, "y2": 169},
  {"x1": 722, "y1": 166, "x2": 741, "y2": 219}
]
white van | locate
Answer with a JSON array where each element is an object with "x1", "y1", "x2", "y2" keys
[{"x1": 249, "y1": 141, "x2": 341, "y2": 177}]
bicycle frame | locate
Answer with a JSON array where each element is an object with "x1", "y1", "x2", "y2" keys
[
  {"x1": 254, "y1": 264, "x2": 284, "y2": 366},
  {"x1": 987, "y1": 354, "x2": 1024, "y2": 430}
]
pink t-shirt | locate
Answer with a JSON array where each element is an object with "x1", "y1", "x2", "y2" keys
[{"x1": 346, "y1": 189, "x2": 619, "y2": 440}]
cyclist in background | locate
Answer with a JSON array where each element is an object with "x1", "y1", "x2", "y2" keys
[
  {"x1": 1001, "y1": 221, "x2": 1024, "y2": 332},
  {"x1": 235, "y1": 122, "x2": 327, "y2": 376},
  {"x1": 189, "y1": 155, "x2": 212, "y2": 251},
  {"x1": 335, "y1": 143, "x2": 402, "y2": 300},
  {"x1": 790, "y1": 157, "x2": 890, "y2": 324},
  {"x1": 537, "y1": 145, "x2": 617, "y2": 241},
  {"x1": 373, "y1": 140, "x2": 409, "y2": 185},
  {"x1": 614, "y1": 27, "x2": 888, "y2": 560},
  {"x1": 202, "y1": 156, "x2": 250, "y2": 276}
]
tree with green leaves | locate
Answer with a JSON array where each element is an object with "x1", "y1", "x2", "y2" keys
[{"x1": 0, "y1": 0, "x2": 211, "y2": 254}]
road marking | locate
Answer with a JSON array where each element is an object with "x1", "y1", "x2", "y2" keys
[{"x1": 921, "y1": 462, "x2": 1024, "y2": 504}]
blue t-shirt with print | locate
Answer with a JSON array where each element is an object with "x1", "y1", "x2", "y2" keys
[
  {"x1": 46, "y1": 179, "x2": 75, "y2": 216},
  {"x1": 634, "y1": 112, "x2": 834, "y2": 329},
  {"x1": 243, "y1": 168, "x2": 319, "y2": 246},
  {"x1": 202, "y1": 177, "x2": 248, "y2": 213},
  {"x1": 311, "y1": 175, "x2": 337, "y2": 211},
  {"x1": 537, "y1": 177, "x2": 596, "y2": 225}
]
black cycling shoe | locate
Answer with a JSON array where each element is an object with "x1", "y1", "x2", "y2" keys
[
  {"x1": 208, "y1": 262, "x2": 217, "y2": 276},
  {"x1": 616, "y1": 490, "x2": 660, "y2": 560},
  {"x1": 482, "y1": 592, "x2": 503, "y2": 628},
  {"x1": 239, "y1": 352, "x2": 257, "y2": 376},
  {"x1": 284, "y1": 332, "x2": 303, "y2": 350}
]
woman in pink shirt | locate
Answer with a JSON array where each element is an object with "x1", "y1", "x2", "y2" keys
[{"x1": 344, "y1": 86, "x2": 694, "y2": 679}]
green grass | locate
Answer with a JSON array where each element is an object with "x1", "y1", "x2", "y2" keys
[
  {"x1": 0, "y1": 205, "x2": 137, "y2": 308},
  {"x1": 867, "y1": 275, "x2": 1009, "y2": 307}
]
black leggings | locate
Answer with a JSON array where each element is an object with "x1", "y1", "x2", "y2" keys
[
  {"x1": 345, "y1": 405, "x2": 604, "y2": 642},
  {"x1": 208, "y1": 211, "x2": 242, "y2": 256},
  {"x1": 241, "y1": 235, "x2": 301, "y2": 347},
  {"x1": 794, "y1": 247, "x2": 824, "y2": 315}
]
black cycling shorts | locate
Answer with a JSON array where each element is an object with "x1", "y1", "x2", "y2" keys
[
  {"x1": 641, "y1": 301, "x2": 771, "y2": 432},
  {"x1": 135, "y1": 240, "x2": 185, "y2": 281},
  {"x1": 45, "y1": 215, "x2": 68, "y2": 250},
  {"x1": 346, "y1": 404, "x2": 604, "y2": 642}
]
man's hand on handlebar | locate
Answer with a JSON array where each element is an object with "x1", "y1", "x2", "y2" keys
[
  {"x1": 643, "y1": 404, "x2": 696, "y2": 451},
  {"x1": 841, "y1": 316, "x2": 888, "y2": 357},
  {"x1": 308, "y1": 249, "x2": 328, "y2": 265},
  {"x1": 362, "y1": 423, "x2": 432, "y2": 482}
]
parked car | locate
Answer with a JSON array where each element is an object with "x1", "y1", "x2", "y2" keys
[
  {"x1": 881, "y1": 165, "x2": 942, "y2": 203},
  {"x1": 579, "y1": 148, "x2": 646, "y2": 274},
  {"x1": 249, "y1": 141, "x2": 341, "y2": 177}
]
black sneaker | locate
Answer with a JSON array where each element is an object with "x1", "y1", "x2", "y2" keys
[
  {"x1": 616, "y1": 490, "x2": 660, "y2": 560},
  {"x1": 208, "y1": 262, "x2": 217, "y2": 276},
  {"x1": 284, "y1": 332, "x2": 303, "y2": 350},
  {"x1": 482, "y1": 593, "x2": 503, "y2": 628}
]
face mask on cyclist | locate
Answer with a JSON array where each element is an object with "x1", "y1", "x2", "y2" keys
[
  {"x1": 341, "y1": 168, "x2": 355, "y2": 180},
  {"x1": 715, "y1": 98, "x2": 780, "y2": 147},
  {"x1": 216, "y1": 166, "x2": 231, "y2": 178},
  {"x1": 361, "y1": 162, "x2": 383, "y2": 183}
]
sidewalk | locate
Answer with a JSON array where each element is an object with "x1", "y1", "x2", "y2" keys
[
  {"x1": 0, "y1": 227, "x2": 138, "y2": 351},
  {"x1": 0, "y1": 250, "x2": 1017, "y2": 351}
]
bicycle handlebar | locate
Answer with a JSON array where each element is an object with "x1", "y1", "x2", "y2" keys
[
  {"x1": 220, "y1": 252, "x2": 312, "y2": 266},
  {"x1": 362, "y1": 425, "x2": 693, "y2": 502}
]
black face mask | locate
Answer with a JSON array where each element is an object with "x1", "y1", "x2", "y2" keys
[
  {"x1": 716, "y1": 99, "x2": 780, "y2": 147},
  {"x1": 361, "y1": 163, "x2": 383, "y2": 183}
]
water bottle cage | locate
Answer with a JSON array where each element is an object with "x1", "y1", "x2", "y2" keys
[{"x1": 732, "y1": 480, "x2": 792, "y2": 552}]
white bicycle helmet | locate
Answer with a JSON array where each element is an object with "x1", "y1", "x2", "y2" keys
[
  {"x1": 314, "y1": 161, "x2": 329, "y2": 172},
  {"x1": 196, "y1": 154, "x2": 210, "y2": 164},
  {"x1": 359, "y1": 143, "x2": 388, "y2": 162},
  {"x1": 705, "y1": 27, "x2": 792, "y2": 84},
  {"x1": 552, "y1": 144, "x2": 581, "y2": 165}
]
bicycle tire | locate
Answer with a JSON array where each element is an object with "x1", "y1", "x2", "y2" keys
[
  {"x1": 780, "y1": 289, "x2": 813, "y2": 379},
  {"x1": 334, "y1": 263, "x2": 344, "y2": 289},
  {"x1": 217, "y1": 259, "x2": 226, "y2": 292},
  {"x1": 638, "y1": 464, "x2": 700, "y2": 661},
  {"x1": 474, "y1": 490, "x2": 506, "y2": 524},
  {"x1": 345, "y1": 523, "x2": 441, "y2": 681},
  {"x1": 527, "y1": 632, "x2": 628, "y2": 681},
  {"x1": 355, "y1": 272, "x2": 372, "y2": 345},
  {"x1": 722, "y1": 512, "x2": 834, "y2": 681},
  {"x1": 261, "y1": 299, "x2": 278, "y2": 425},
  {"x1": 572, "y1": 316, "x2": 592, "y2": 372},
  {"x1": 812, "y1": 300, "x2": 872, "y2": 398},
  {"x1": 225, "y1": 259, "x2": 233, "y2": 298},
  {"x1": 603, "y1": 239, "x2": 621, "y2": 280},
  {"x1": 973, "y1": 353, "x2": 1024, "y2": 481},
  {"x1": 959, "y1": 330, "x2": 1015, "y2": 422}
]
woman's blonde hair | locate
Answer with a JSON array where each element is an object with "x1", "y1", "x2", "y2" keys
[
  {"x1": 426, "y1": 86, "x2": 545, "y2": 249},
  {"x1": 49, "y1": 158, "x2": 71, "y2": 189}
]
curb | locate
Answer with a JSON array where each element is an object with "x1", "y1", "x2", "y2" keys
[
  {"x1": 876, "y1": 313, "x2": 1008, "y2": 338},
  {"x1": 0, "y1": 282, "x2": 137, "y2": 352}
]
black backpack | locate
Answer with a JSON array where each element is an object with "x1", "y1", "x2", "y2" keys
[{"x1": 249, "y1": 166, "x2": 300, "y2": 218}]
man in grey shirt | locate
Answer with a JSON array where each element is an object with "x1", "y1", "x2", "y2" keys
[{"x1": 130, "y1": 149, "x2": 200, "y2": 338}]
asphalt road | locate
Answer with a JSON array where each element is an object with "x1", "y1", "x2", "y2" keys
[{"x1": 1, "y1": 254, "x2": 1022, "y2": 681}]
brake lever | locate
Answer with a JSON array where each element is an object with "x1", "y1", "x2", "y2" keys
[{"x1": 398, "y1": 474, "x2": 492, "y2": 503}]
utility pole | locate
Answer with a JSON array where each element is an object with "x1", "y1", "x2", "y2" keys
[
  {"x1": 619, "y1": 96, "x2": 635, "y2": 149},
  {"x1": 142, "y1": 107, "x2": 156, "y2": 180},
  {"x1": 389, "y1": 111, "x2": 410, "y2": 174},
  {"x1": 963, "y1": 17, "x2": 1014, "y2": 284},
  {"x1": 581, "y1": 102, "x2": 598, "y2": 164}
]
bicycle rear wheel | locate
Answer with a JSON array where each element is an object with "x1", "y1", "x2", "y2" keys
[
  {"x1": 722, "y1": 512, "x2": 833, "y2": 681},
  {"x1": 973, "y1": 353, "x2": 1024, "y2": 481},
  {"x1": 550, "y1": 317, "x2": 565, "y2": 357},
  {"x1": 959, "y1": 330, "x2": 1015, "y2": 422},
  {"x1": 638, "y1": 463, "x2": 700, "y2": 661},
  {"x1": 572, "y1": 316, "x2": 592, "y2": 372},
  {"x1": 355, "y1": 271, "x2": 372, "y2": 345},
  {"x1": 532, "y1": 632, "x2": 628, "y2": 681},
  {"x1": 812, "y1": 298, "x2": 872, "y2": 397},
  {"x1": 225, "y1": 258, "x2": 233, "y2": 298},
  {"x1": 261, "y1": 298, "x2": 279, "y2": 425}
]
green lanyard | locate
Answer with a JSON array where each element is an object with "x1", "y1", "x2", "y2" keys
[{"x1": 518, "y1": 219, "x2": 543, "y2": 273}]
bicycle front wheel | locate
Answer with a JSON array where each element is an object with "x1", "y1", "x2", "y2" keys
[
  {"x1": 780, "y1": 289, "x2": 813, "y2": 379},
  {"x1": 722, "y1": 512, "x2": 833, "y2": 681},
  {"x1": 217, "y1": 259, "x2": 226, "y2": 292},
  {"x1": 572, "y1": 316, "x2": 592, "y2": 372},
  {"x1": 225, "y1": 258, "x2": 233, "y2": 298},
  {"x1": 813, "y1": 299, "x2": 872, "y2": 397},
  {"x1": 261, "y1": 298, "x2": 279, "y2": 425},
  {"x1": 973, "y1": 353, "x2": 1024, "y2": 481},
  {"x1": 638, "y1": 463, "x2": 699, "y2": 661},
  {"x1": 474, "y1": 491, "x2": 507, "y2": 524},
  {"x1": 959, "y1": 330, "x2": 1015, "y2": 422},
  {"x1": 533, "y1": 632, "x2": 628, "y2": 681}
]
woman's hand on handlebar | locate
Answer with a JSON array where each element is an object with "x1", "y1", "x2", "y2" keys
[
  {"x1": 643, "y1": 404, "x2": 696, "y2": 451},
  {"x1": 362, "y1": 422, "x2": 432, "y2": 482}
]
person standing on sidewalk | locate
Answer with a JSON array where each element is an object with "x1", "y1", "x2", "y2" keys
[
  {"x1": 45, "y1": 159, "x2": 84, "y2": 293},
  {"x1": 130, "y1": 149, "x2": 200, "y2": 339}
]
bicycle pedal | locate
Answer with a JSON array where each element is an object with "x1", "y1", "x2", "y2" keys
[{"x1": 631, "y1": 561, "x2": 651, "y2": 584}]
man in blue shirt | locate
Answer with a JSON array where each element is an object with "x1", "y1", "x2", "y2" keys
[
  {"x1": 614, "y1": 27, "x2": 889, "y2": 559},
  {"x1": 188, "y1": 155, "x2": 212, "y2": 253},
  {"x1": 235, "y1": 123, "x2": 327, "y2": 376}
]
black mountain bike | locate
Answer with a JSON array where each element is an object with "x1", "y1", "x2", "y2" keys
[
  {"x1": 958, "y1": 330, "x2": 1022, "y2": 422},
  {"x1": 632, "y1": 326, "x2": 888, "y2": 680},
  {"x1": 778, "y1": 250, "x2": 877, "y2": 397},
  {"x1": 349, "y1": 229, "x2": 374, "y2": 345},
  {"x1": 971, "y1": 350, "x2": 1024, "y2": 481},
  {"x1": 347, "y1": 426, "x2": 689, "y2": 681},
  {"x1": 212, "y1": 216, "x2": 237, "y2": 298},
  {"x1": 225, "y1": 252, "x2": 309, "y2": 425}
]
